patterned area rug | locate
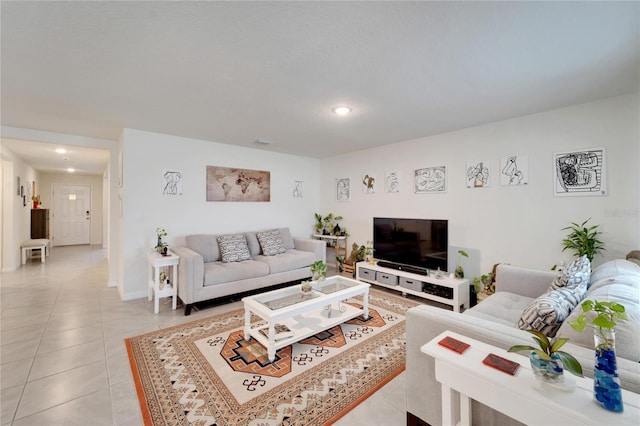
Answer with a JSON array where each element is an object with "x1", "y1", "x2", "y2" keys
[{"x1": 126, "y1": 289, "x2": 419, "y2": 425}]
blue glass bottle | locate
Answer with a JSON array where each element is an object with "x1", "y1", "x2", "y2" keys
[{"x1": 593, "y1": 329, "x2": 623, "y2": 412}]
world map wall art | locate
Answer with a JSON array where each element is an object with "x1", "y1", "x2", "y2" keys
[{"x1": 206, "y1": 166, "x2": 271, "y2": 202}]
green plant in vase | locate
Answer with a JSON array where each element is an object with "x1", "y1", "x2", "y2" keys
[
  {"x1": 508, "y1": 330, "x2": 583, "y2": 383},
  {"x1": 561, "y1": 218, "x2": 605, "y2": 262},
  {"x1": 310, "y1": 260, "x2": 327, "y2": 281},
  {"x1": 454, "y1": 250, "x2": 468, "y2": 279},
  {"x1": 314, "y1": 213, "x2": 324, "y2": 234},
  {"x1": 569, "y1": 299, "x2": 627, "y2": 412},
  {"x1": 155, "y1": 228, "x2": 168, "y2": 254}
]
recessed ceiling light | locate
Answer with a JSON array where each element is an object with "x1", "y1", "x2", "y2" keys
[
  {"x1": 332, "y1": 106, "x2": 352, "y2": 116},
  {"x1": 67, "y1": 168, "x2": 75, "y2": 173},
  {"x1": 55, "y1": 148, "x2": 67, "y2": 154}
]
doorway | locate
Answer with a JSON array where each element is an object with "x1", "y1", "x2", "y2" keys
[{"x1": 52, "y1": 184, "x2": 91, "y2": 246}]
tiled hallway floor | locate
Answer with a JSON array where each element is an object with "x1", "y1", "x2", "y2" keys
[{"x1": 1, "y1": 245, "x2": 406, "y2": 425}]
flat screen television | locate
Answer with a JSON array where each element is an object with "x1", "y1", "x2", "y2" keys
[{"x1": 373, "y1": 217, "x2": 448, "y2": 273}]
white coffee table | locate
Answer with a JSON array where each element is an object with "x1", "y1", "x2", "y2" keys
[{"x1": 242, "y1": 276, "x2": 370, "y2": 362}]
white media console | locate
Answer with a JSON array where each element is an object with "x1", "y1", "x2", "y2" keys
[{"x1": 356, "y1": 261, "x2": 470, "y2": 312}]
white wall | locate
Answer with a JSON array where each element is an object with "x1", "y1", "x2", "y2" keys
[
  {"x1": 120, "y1": 129, "x2": 321, "y2": 299},
  {"x1": 38, "y1": 172, "x2": 104, "y2": 246},
  {"x1": 0, "y1": 144, "x2": 40, "y2": 271},
  {"x1": 320, "y1": 94, "x2": 640, "y2": 278}
]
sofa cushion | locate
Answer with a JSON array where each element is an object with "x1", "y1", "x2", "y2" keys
[
  {"x1": 253, "y1": 249, "x2": 315, "y2": 274},
  {"x1": 517, "y1": 288, "x2": 583, "y2": 337},
  {"x1": 186, "y1": 234, "x2": 220, "y2": 263},
  {"x1": 550, "y1": 255, "x2": 591, "y2": 290},
  {"x1": 557, "y1": 283, "x2": 640, "y2": 362},
  {"x1": 278, "y1": 228, "x2": 295, "y2": 250},
  {"x1": 217, "y1": 234, "x2": 251, "y2": 263},
  {"x1": 203, "y1": 260, "x2": 269, "y2": 286},
  {"x1": 464, "y1": 292, "x2": 534, "y2": 327},
  {"x1": 589, "y1": 259, "x2": 640, "y2": 292},
  {"x1": 244, "y1": 232, "x2": 261, "y2": 257},
  {"x1": 256, "y1": 229, "x2": 287, "y2": 256}
]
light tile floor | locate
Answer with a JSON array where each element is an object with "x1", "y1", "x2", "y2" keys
[{"x1": 1, "y1": 245, "x2": 407, "y2": 425}]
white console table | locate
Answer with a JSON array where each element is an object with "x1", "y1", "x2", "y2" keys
[
  {"x1": 421, "y1": 330, "x2": 640, "y2": 426},
  {"x1": 356, "y1": 261, "x2": 469, "y2": 311}
]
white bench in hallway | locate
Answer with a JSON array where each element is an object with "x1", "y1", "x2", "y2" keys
[{"x1": 21, "y1": 239, "x2": 50, "y2": 264}]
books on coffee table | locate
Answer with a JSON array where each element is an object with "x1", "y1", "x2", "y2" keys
[{"x1": 259, "y1": 323, "x2": 294, "y2": 340}]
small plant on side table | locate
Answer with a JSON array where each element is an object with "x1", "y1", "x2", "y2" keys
[
  {"x1": 508, "y1": 330, "x2": 583, "y2": 383},
  {"x1": 310, "y1": 260, "x2": 327, "y2": 281},
  {"x1": 155, "y1": 228, "x2": 168, "y2": 254}
]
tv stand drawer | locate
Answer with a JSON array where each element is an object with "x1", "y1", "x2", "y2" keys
[
  {"x1": 376, "y1": 271, "x2": 398, "y2": 286},
  {"x1": 399, "y1": 277, "x2": 421, "y2": 292},
  {"x1": 359, "y1": 268, "x2": 376, "y2": 281}
]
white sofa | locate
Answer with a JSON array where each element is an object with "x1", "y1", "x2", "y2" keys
[
  {"x1": 406, "y1": 259, "x2": 640, "y2": 426},
  {"x1": 172, "y1": 228, "x2": 325, "y2": 315}
]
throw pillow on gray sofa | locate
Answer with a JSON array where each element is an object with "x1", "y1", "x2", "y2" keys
[
  {"x1": 217, "y1": 234, "x2": 251, "y2": 263},
  {"x1": 256, "y1": 229, "x2": 286, "y2": 256}
]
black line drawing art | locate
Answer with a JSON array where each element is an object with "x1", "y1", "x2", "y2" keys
[
  {"x1": 554, "y1": 148, "x2": 606, "y2": 196},
  {"x1": 362, "y1": 174, "x2": 376, "y2": 194},
  {"x1": 500, "y1": 155, "x2": 528, "y2": 186},
  {"x1": 162, "y1": 171, "x2": 183, "y2": 195},
  {"x1": 466, "y1": 160, "x2": 490, "y2": 188},
  {"x1": 385, "y1": 171, "x2": 399, "y2": 193},
  {"x1": 414, "y1": 166, "x2": 446, "y2": 193},
  {"x1": 336, "y1": 177, "x2": 351, "y2": 201},
  {"x1": 293, "y1": 181, "x2": 303, "y2": 198}
]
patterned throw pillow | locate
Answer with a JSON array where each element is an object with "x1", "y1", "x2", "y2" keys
[
  {"x1": 256, "y1": 230, "x2": 286, "y2": 256},
  {"x1": 550, "y1": 255, "x2": 591, "y2": 290},
  {"x1": 217, "y1": 234, "x2": 251, "y2": 263},
  {"x1": 517, "y1": 289, "x2": 577, "y2": 337}
]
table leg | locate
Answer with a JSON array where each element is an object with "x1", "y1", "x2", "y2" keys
[
  {"x1": 363, "y1": 288, "x2": 370, "y2": 319},
  {"x1": 268, "y1": 321, "x2": 276, "y2": 362},
  {"x1": 154, "y1": 266, "x2": 160, "y2": 314},
  {"x1": 244, "y1": 308, "x2": 251, "y2": 341},
  {"x1": 171, "y1": 264, "x2": 178, "y2": 310},
  {"x1": 148, "y1": 263, "x2": 153, "y2": 301},
  {"x1": 441, "y1": 383, "x2": 455, "y2": 426},
  {"x1": 460, "y1": 393, "x2": 471, "y2": 426}
]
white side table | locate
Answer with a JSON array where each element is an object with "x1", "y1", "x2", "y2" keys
[
  {"x1": 147, "y1": 250, "x2": 179, "y2": 314},
  {"x1": 421, "y1": 330, "x2": 640, "y2": 426}
]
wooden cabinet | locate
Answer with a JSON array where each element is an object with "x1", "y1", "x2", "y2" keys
[{"x1": 31, "y1": 209, "x2": 50, "y2": 239}]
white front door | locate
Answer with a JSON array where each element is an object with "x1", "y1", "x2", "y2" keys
[{"x1": 53, "y1": 184, "x2": 91, "y2": 246}]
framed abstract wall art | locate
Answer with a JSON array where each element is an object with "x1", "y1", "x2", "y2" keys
[
  {"x1": 415, "y1": 166, "x2": 447, "y2": 193},
  {"x1": 553, "y1": 148, "x2": 606, "y2": 196},
  {"x1": 336, "y1": 177, "x2": 351, "y2": 201},
  {"x1": 500, "y1": 155, "x2": 528, "y2": 186},
  {"x1": 206, "y1": 166, "x2": 270, "y2": 201}
]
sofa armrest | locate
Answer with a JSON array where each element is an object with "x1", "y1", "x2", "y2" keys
[
  {"x1": 172, "y1": 246, "x2": 204, "y2": 305},
  {"x1": 495, "y1": 264, "x2": 557, "y2": 298},
  {"x1": 293, "y1": 237, "x2": 326, "y2": 263}
]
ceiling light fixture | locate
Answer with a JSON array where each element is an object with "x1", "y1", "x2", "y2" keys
[
  {"x1": 254, "y1": 139, "x2": 272, "y2": 145},
  {"x1": 332, "y1": 106, "x2": 352, "y2": 116},
  {"x1": 55, "y1": 148, "x2": 67, "y2": 154},
  {"x1": 67, "y1": 168, "x2": 75, "y2": 173}
]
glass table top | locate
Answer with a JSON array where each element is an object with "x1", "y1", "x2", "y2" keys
[{"x1": 255, "y1": 277, "x2": 361, "y2": 311}]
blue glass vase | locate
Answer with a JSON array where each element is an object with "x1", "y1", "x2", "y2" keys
[{"x1": 593, "y1": 329, "x2": 623, "y2": 412}]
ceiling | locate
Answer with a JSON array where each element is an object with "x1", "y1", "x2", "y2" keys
[{"x1": 1, "y1": 1, "x2": 638, "y2": 174}]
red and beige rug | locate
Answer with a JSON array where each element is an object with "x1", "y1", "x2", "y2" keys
[{"x1": 126, "y1": 289, "x2": 419, "y2": 425}]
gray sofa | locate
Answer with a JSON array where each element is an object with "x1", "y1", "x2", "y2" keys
[
  {"x1": 406, "y1": 259, "x2": 640, "y2": 426},
  {"x1": 172, "y1": 228, "x2": 325, "y2": 315}
]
